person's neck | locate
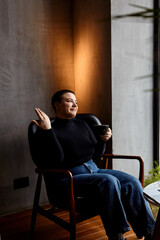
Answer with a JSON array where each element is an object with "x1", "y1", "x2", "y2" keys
[{"x1": 56, "y1": 114, "x2": 75, "y2": 120}]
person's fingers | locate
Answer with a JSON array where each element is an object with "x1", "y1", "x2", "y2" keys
[
  {"x1": 107, "y1": 128, "x2": 112, "y2": 133},
  {"x1": 34, "y1": 108, "x2": 41, "y2": 118},
  {"x1": 35, "y1": 108, "x2": 43, "y2": 118},
  {"x1": 35, "y1": 108, "x2": 46, "y2": 121}
]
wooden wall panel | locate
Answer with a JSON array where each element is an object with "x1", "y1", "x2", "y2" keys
[{"x1": 73, "y1": 0, "x2": 111, "y2": 125}]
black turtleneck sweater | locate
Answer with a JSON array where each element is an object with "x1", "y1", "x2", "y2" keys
[{"x1": 32, "y1": 117, "x2": 106, "y2": 169}]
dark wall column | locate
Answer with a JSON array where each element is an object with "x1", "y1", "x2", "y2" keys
[{"x1": 153, "y1": 0, "x2": 159, "y2": 167}]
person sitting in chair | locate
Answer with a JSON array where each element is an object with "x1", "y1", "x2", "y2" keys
[{"x1": 32, "y1": 89, "x2": 155, "y2": 240}]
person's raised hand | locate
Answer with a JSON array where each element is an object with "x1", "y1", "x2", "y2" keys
[{"x1": 32, "y1": 108, "x2": 51, "y2": 130}]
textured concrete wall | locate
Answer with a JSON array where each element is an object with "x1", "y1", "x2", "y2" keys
[
  {"x1": 111, "y1": 0, "x2": 153, "y2": 177},
  {"x1": 0, "y1": 0, "x2": 74, "y2": 215}
]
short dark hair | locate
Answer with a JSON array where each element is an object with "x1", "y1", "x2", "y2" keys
[{"x1": 51, "y1": 89, "x2": 75, "y2": 112}]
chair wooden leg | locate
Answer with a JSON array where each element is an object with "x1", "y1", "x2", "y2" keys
[
  {"x1": 30, "y1": 173, "x2": 42, "y2": 234},
  {"x1": 70, "y1": 226, "x2": 76, "y2": 240},
  {"x1": 30, "y1": 205, "x2": 38, "y2": 234}
]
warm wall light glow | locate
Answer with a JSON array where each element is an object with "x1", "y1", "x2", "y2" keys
[
  {"x1": 74, "y1": 30, "x2": 96, "y2": 112},
  {"x1": 73, "y1": 0, "x2": 111, "y2": 123}
]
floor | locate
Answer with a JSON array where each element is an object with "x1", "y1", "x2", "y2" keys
[{"x1": 0, "y1": 207, "x2": 144, "y2": 240}]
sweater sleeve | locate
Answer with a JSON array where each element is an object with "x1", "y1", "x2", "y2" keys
[
  {"x1": 30, "y1": 127, "x2": 64, "y2": 168},
  {"x1": 92, "y1": 139, "x2": 106, "y2": 162},
  {"x1": 83, "y1": 121, "x2": 106, "y2": 161}
]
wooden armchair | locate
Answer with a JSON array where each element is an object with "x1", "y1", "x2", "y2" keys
[{"x1": 28, "y1": 114, "x2": 144, "y2": 240}]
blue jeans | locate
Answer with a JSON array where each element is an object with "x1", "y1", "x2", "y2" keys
[{"x1": 58, "y1": 160, "x2": 155, "y2": 238}]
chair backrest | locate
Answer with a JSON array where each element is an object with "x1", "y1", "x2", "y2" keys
[
  {"x1": 28, "y1": 113, "x2": 102, "y2": 165},
  {"x1": 29, "y1": 113, "x2": 101, "y2": 135}
]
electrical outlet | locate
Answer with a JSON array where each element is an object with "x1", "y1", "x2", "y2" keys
[{"x1": 13, "y1": 177, "x2": 29, "y2": 189}]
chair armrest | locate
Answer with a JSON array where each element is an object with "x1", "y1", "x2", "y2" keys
[
  {"x1": 35, "y1": 168, "x2": 76, "y2": 213},
  {"x1": 35, "y1": 168, "x2": 73, "y2": 179},
  {"x1": 102, "y1": 154, "x2": 144, "y2": 187}
]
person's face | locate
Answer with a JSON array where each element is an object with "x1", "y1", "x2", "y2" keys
[{"x1": 55, "y1": 92, "x2": 78, "y2": 119}]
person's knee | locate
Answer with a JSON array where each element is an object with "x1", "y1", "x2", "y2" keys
[
  {"x1": 95, "y1": 174, "x2": 121, "y2": 192},
  {"x1": 122, "y1": 176, "x2": 142, "y2": 198},
  {"x1": 128, "y1": 176, "x2": 142, "y2": 190}
]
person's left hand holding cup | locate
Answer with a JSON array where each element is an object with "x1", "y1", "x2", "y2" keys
[{"x1": 100, "y1": 128, "x2": 112, "y2": 141}]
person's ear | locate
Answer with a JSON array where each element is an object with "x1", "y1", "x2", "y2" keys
[{"x1": 54, "y1": 101, "x2": 60, "y2": 111}]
